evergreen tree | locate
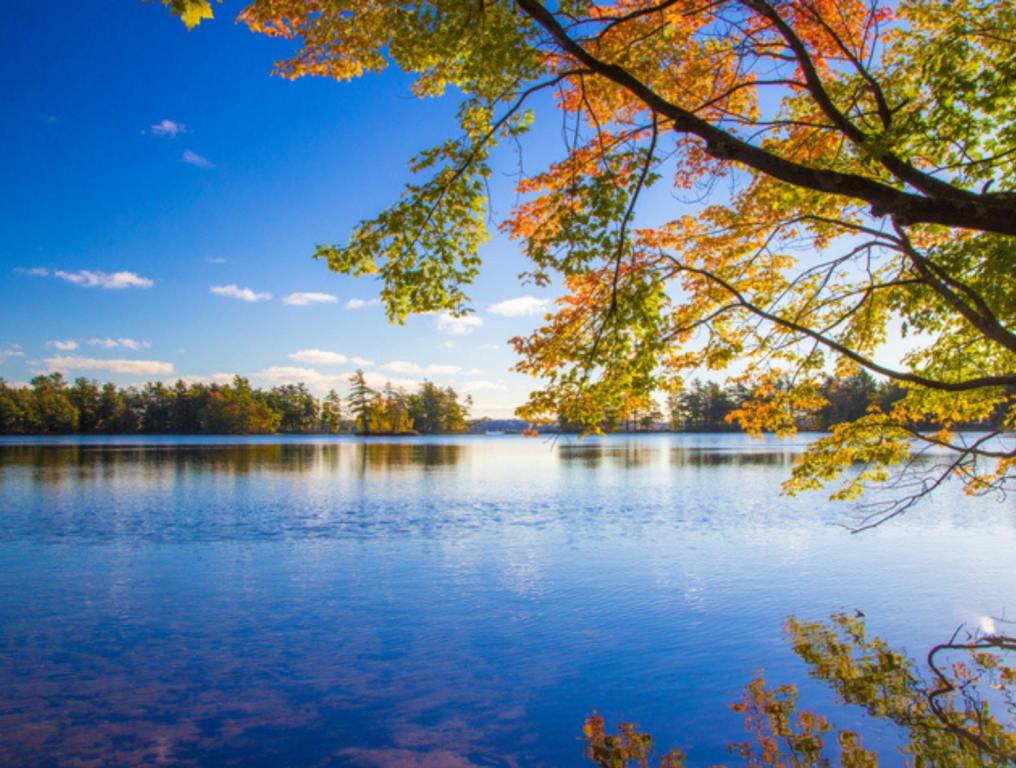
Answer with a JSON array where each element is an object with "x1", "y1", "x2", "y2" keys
[
  {"x1": 347, "y1": 370, "x2": 376, "y2": 434},
  {"x1": 320, "y1": 389, "x2": 343, "y2": 433}
]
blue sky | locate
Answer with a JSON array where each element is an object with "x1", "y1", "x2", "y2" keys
[
  {"x1": 0, "y1": 2, "x2": 920, "y2": 419},
  {"x1": 0, "y1": 1, "x2": 565, "y2": 417}
]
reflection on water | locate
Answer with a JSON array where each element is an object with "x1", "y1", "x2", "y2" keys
[
  {"x1": 0, "y1": 441, "x2": 465, "y2": 483},
  {"x1": 0, "y1": 435, "x2": 1013, "y2": 767},
  {"x1": 558, "y1": 443, "x2": 657, "y2": 469}
]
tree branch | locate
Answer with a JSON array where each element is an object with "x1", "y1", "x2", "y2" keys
[{"x1": 516, "y1": 0, "x2": 1016, "y2": 236}]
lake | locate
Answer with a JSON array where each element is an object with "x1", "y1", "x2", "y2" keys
[{"x1": 0, "y1": 434, "x2": 1013, "y2": 766}]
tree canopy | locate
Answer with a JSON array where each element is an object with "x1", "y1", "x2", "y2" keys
[{"x1": 169, "y1": 0, "x2": 1014, "y2": 524}]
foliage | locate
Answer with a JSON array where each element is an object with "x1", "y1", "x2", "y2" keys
[
  {"x1": 202, "y1": 376, "x2": 280, "y2": 434},
  {"x1": 0, "y1": 375, "x2": 470, "y2": 436},
  {"x1": 320, "y1": 389, "x2": 343, "y2": 434},
  {"x1": 667, "y1": 372, "x2": 1010, "y2": 434},
  {"x1": 346, "y1": 370, "x2": 376, "y2": 434},
  {"x1": 264, "y1": 383, "x2": 319, "y2": 433},
  {"x1": 345, "y1": 371, "x2": 471, "y2": 435},
  {"x1": 407, "y1": 380, "x2": 471, "y2": 434},
  {"x1": 584, "y1": 614, "x2": 1015, "y2": 767},
  {"x1": 160, "y1": 0, "x2": 216, "y2": 30},
  {"x1": 214, "y1": 0, "x2": 1015, "y2": 523},
  {"x1": 367, "y1": 383, "x2": 416, "y2": 435}
]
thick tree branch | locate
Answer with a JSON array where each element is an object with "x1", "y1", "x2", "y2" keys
[
  {"x1": 892, "y1": 221, "x2": 1016, "y2": 355},
  {"x1": 516, "y1": 0, "x2": 1016, "y2": 236}
]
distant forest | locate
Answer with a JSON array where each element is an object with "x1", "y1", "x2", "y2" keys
[
  {"x1": 0, "y1": 370, "x2": 1007, "y2": 436},
  {"x1": 0, "y1": 371, "x2": 469, "y2": 436},
  {"x1": 554, "y1": 371, "x2": 1010, "y2": 434}
]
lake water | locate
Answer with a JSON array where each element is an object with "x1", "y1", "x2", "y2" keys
[{"x1": 0, "y1": 434, "x2": 1013, "y2": 766}]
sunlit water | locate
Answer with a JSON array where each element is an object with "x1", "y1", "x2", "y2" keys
[{"x1": 0, "y1": 434, "x2": 1013, "y2": 766}]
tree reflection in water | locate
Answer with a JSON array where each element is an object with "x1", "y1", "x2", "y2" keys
[
  {"x1": 584, "y1": 614, "x2": 1015, "y2": 767},
  {"x1": 0, "y1": 442, "x2": 465, "y2": 485},
  {"x1": 557, "y1": 443, "x2": 656, "y2": 469}
]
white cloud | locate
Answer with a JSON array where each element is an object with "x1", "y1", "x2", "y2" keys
[
  {"x1": 488, "y1": 295, "x2": 550, "y2": 317},
  {"x1": 259, "y1": 366, "x2": 328, "y2": 385},
  {"x1": 479, "y1": 343, "x2": 500, "y2": 351},
  {"x1": 178, "y1": 372, "x2": 236, "y2": 386},
  {"x1": 351, "y1": 356, "x2": 374, "y2": 367},
  {"x1": 439, "y1": 340, "x2": 455, "y2": 350},
  {"x1": 54, "y1": 270, "x2": 154, "y2": 289},
  {"x1": 150, "y1": 118, "x2": 184, "y2": 137},
  {"x1": 381, "y1": 360, "x2": 422, "y2": 375},
  {"x1": 345, "y1": 297, "x2": 381, "y2": 310},
  {"x1": 282, "y1": 291, "x2": 338, "y2": 307},
  {"x1": 86, "y1": 338, "x2": 150, "y2": 350},
  {"x1": 15, "y1": 267, "x2": 49, "y2": 277},
  {"x1": 206, "y1": 256, "x2": 227, "y2": 264},
  {"x1": 462, "y1": 380, "x2": 507, "y2": 392},
  {"x1": 467, "y1": 368, "x2": 483, "y2": 375},
  {"x1": 210, "y1": 284, "x2": 271, "y2": 302},
  {"x1": 289, "y1": 349, "x2": 348, "y2": 365},
  {"x1": 362, "y1": 371, "x2": 419, "y2": 390},
  {"x1": 44, "y1": 355, "x2": 174, "y2": 376},
  {"x1": 255, "y1": 366, "x2": 414, "y2": 393},
  {"x1": 182, "y1": 149, "x2": 213, "y2": 168},
  {"x1": 47, "y1": 339, "x2": 78, "y2": 351},
  {"x1": 437, "y1": 312, "x2": 483, "y2": 335},
  {"x1": 425, "y1": 364, "x2": 462, "y2": 376}
]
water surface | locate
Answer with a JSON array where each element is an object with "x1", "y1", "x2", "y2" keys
[{"x1": 1, "y1": 434, "x2": 1013, "y2": 766}]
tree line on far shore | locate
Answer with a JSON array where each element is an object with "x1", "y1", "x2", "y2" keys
[
  {"x1": 558, "y1": 371, "x2": 1011, "y2": 433},
  {"x1": 2, "y1": 369, "x2": 1007, "y2": 436},
  {"x1": 0, "y1": 370, "x2": 470, "y2": 436}
]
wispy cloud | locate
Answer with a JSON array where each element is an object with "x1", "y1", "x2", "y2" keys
[
  {"x1": 462, "y1": 380, "x2": 507, "y2": 392},
  {"x1": 437, "y1": 312, "x2": 483, "y2": 335},
  {"x1": 282, "y1": 292, "x2": 338, "y2": 307},
  {"x1": 210, "y1": 284, "x2": 271, "y2": 302},
  {"x1": 182, "y1": 149, "x2": 213, "y2": 168},
  {"x1": 351, "y1": 356, "x2": 374, "y2": 367},
  {"x1": 380, "y1": 361, "x2": 463, "y2": 376},
  {"x1": 46, "y1": 339, "x2": 78, "y2": 351},
  {"x1": 44, "y1": 355, "x2": 174, "y2": 376},
  {"x1": 54, "y1": 270, "x2": 154, "y2": 289},
  {"x1": 150, "y1": 118, "x2": 185, "y2": 137},
  {"x1": 425, "y1": 364, "x2": 462, "y2": 376},
  {"x1": 0, "y1": 344, "x2": 24, "y2": 364},
  {"x1": 207, "y1": 256, "x2": 227, "y2": 264},
  {"x1": 488, "y1": 295, "x2": 550, "y2": 317},
  {"x1": 289, "y1": 349, "x2": 348, "y2": 365},
  {"x1": 86, "y1": 338, "x2": 151, "y2": 350},
  {"x1": 14, "y1": 267, "x2": 49, "y2": 277},
  {"x1": 479, "y1": 343, "x2": 500, "y2": 351},
  {"x1": 345, "y1": 297, "x2": 381, "y2": 310}
]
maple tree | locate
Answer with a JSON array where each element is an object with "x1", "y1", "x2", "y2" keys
[{"x1": 168, "y1": 0, "x2": 1014, "y2": 526}]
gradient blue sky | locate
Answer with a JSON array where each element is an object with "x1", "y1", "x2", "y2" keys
[
  {"x1": 1, "y1": 2, "x2": 919, "y2": 419},
  {"x1": 0, "y1": 1, "x2": 577, "y2": 417}
]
